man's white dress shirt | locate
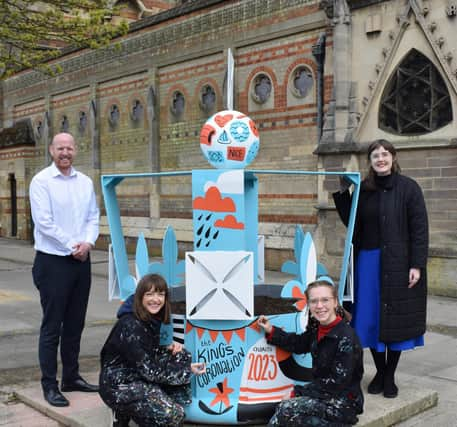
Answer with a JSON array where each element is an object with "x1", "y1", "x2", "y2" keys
[{"x1": 30, "y1": 163, "x2": 99, "y2": 256}]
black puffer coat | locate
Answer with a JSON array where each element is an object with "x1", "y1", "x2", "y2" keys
[{"x1": 333, "y1": 173, "x2": 428, "y2": 342}]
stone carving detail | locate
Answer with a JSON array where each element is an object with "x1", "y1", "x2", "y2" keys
[
  {"x1": 428, "y1": 21, "x2": 437, "y2": 32},
  {"x1": 78, "y1": 111, "x2": 87, "y2": 134},
  {"x1": 251, "y1": 74, "x2": 272, "y2": 104},
  {"x1": 170, "y1": 91, "x2": 185, "y2": 118},
  {"x1": 108, "y1": 105, "x2": 120, "y2": 127},
  {"x1": 60, "y1": 115, "x2": 69, "y2": 132},
  {"x1": 332, "y1": 0, "x2": 351, "y2": 25},
  {"x1": 199, "y1": 85, "x2": 216, "y2": 112},
  {"x1": 130, "y1": 100, "x2": 144, "y2": 122},
  {"x1": 291, "y1": 67, "x2": 314, "y2": 98},
  {"x1": 446, "y1": 2, "x2": 457, "y2": 17}
]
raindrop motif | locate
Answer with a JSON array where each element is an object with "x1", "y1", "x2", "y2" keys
[
  {"x1": 197, "y1": 224, "x2": 204, "y2": 236},
  {"x1": 205, "y1": 227, "x2": 211, "y2": 238},
  {"x1": 213, "y1": 230, "x2": 219, "y2": 239},
  {"x1": 196, "y1": 238, "x2": 202, "y2": 248}
]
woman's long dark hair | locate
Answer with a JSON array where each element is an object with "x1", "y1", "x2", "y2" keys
[
  {"x1": 364, "y1": 139, "x2": 401, "y2": 191},
  {"x1": 134, "y1": 274, "x2": 171, "y2": 324}
]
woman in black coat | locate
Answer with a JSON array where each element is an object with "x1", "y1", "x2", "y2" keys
[
  {"x1": 99, "y1": 274, "x2": 205, "y2": 427},
  {"x1": 333, "y1": 139, "x2": 428, "y2": 398},
  {"x1": 258, "y1": 280, "x2": 364, "y2": 426}
]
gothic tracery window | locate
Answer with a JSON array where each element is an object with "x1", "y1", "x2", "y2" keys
[{"x1": 379, "y1": 49, "x2": 452, "y2": 135}]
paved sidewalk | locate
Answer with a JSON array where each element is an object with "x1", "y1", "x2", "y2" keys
[{"x1": 1, "y1": 237, "x2": 456, "y2": 426}]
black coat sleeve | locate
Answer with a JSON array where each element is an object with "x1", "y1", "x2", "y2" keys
[
  {"x1": 332, "y1": 190, "x2": 352, "y2": 227},
  {"x1": 266, "y1": 326, "x2": 313, "y2": 354},
  {"x1": 406, "y1": 181, "x2": 428, "y2": 269}
]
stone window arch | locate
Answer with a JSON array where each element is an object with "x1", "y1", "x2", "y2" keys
[
  {"x1": 289, "y1": 66, "x2": 314, "y2": 98},
  {"x1": 199, "y1": 84, "x2": 216, "y2": 113},
  {"x1": 60, "y1": 115, "x2": 69, "y2": 132},
  {"x1": 251, "y1": 73, "x2": 272, "y2": 104},
  {"x1": 379, "y1": 49, "x2": 452, "y2": 135},
  {"x1": 170, "y1": 91, "x2": 185, "y2": 119},
  {"x1": 108, "y1": 104, "x2": 120, "y2": 128}
]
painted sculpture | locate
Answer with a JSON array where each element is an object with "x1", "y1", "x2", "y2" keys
[{"x1": 101, "y1": 110, "x2": 360, "y2": 424}]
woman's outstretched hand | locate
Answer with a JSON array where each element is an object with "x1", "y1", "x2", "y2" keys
[
  {"x1": 167, "y1": 342, "x2": 183, "y2": 354},
  {"x1": 191, "y1": 362, "x2": 206, "y2": 375},
  {"x1": 257, "y1": 315, "x2": 272, "y2": 334}
]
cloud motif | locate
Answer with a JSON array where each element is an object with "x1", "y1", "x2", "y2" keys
[
  {"x1": 204, "y1": 170, "x2": 244, "y2": 194},
  {"x1": 193, "y1": 187, "x2": 236, "y2": 212},
  {"x1": 214, "y1": 214, "x2": 244, "y2": 229}
]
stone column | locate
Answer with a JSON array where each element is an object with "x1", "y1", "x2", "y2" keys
[{"x1": 147, "y1": 69, "x2": 160, "y2": 219}]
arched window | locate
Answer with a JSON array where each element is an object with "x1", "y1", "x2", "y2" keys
[{"x1": 379, "y1": 49, "x2": 452, "y2": 135}]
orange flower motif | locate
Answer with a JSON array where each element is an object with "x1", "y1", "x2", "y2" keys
[
  {"x1": 292, "y1": 286, "x2": 307, "y2": 311},
  {"x1": 209, "y1": 377, "x2": 234, "y2": 408},
  {"x1": 249, "y1": 119, "x2": 259, "y2": 137}
]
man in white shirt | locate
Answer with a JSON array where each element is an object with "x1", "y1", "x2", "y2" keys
[{"x1": 30, "y1": 133, "x2": 100, "y2": 407}]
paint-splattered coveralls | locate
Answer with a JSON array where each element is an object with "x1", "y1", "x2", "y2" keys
[
  {"x1": 267, "y1": 320, "x2": 364, "y2": 426},
  {"x1": 99, "y1": 296, "x2": 192, "y2": 426}
]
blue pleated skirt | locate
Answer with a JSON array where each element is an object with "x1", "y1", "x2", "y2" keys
[{"x1": 351, "y1": 248, "x2": 424, "y2": 352}]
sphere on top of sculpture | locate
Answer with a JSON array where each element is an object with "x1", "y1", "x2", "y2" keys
[{"x1": 199, "y1": 110, "x2": 260, "y2": 169}]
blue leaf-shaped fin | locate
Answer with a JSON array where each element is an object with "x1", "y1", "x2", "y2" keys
[
  {"x1": 281, "y1": 279, "x2": 304, "y2": 298},
  {"x1": 281, "y1": 260, "x2": 298, "y2": 275},
  {"x1": 135, "y1": 233, "x2": 149, "y2": 279},
  {"x1": 299, "y1": 232, "x2": 317, "y2": 286},
  {"x1": 163, "y1": 226, "x2": 178, "y2": 263},
  {"x1": 317, "y1": 275, "x2": 334, "y2": 285},
  {"x1": 121, "y1": 275, "x2": 137, "y2": 301},
  {"x1": 294, "y1": 225, "x2": 305, "y2": 262},
  {"x1": 317, "y1": 262, "x2": 328, "y2": 277}
]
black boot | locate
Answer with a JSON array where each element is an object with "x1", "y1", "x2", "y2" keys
[
  {"x1": 384, "y1": 350, "x2": 401, "y2": 398},
  {"x1": 113, "y1": 410, "x2": 130, "y2": 427},
  {"x1": 367, "y1": 349, "x2": 385, "y2": 394}
]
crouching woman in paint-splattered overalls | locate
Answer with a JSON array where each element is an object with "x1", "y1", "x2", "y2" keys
[
  {"x1": 258, "y1": 280, "x2": 364, "y2": 427},
  {"x1": 99, "y1": 274, "x2": 205, "y2": 427}
]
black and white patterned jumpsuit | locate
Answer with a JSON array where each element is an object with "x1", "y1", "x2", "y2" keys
[{"x1": 99, "y1": 296, "x2": 192, "y2": 426}]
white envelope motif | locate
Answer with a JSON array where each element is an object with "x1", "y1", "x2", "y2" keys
[{"x1": 186, "y1": 251, "x2": 254, "y2": 320}]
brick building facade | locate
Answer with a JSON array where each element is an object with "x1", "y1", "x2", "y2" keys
[{"x1": 0, "y1": 0, "x2": 456, "y2": 296}]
